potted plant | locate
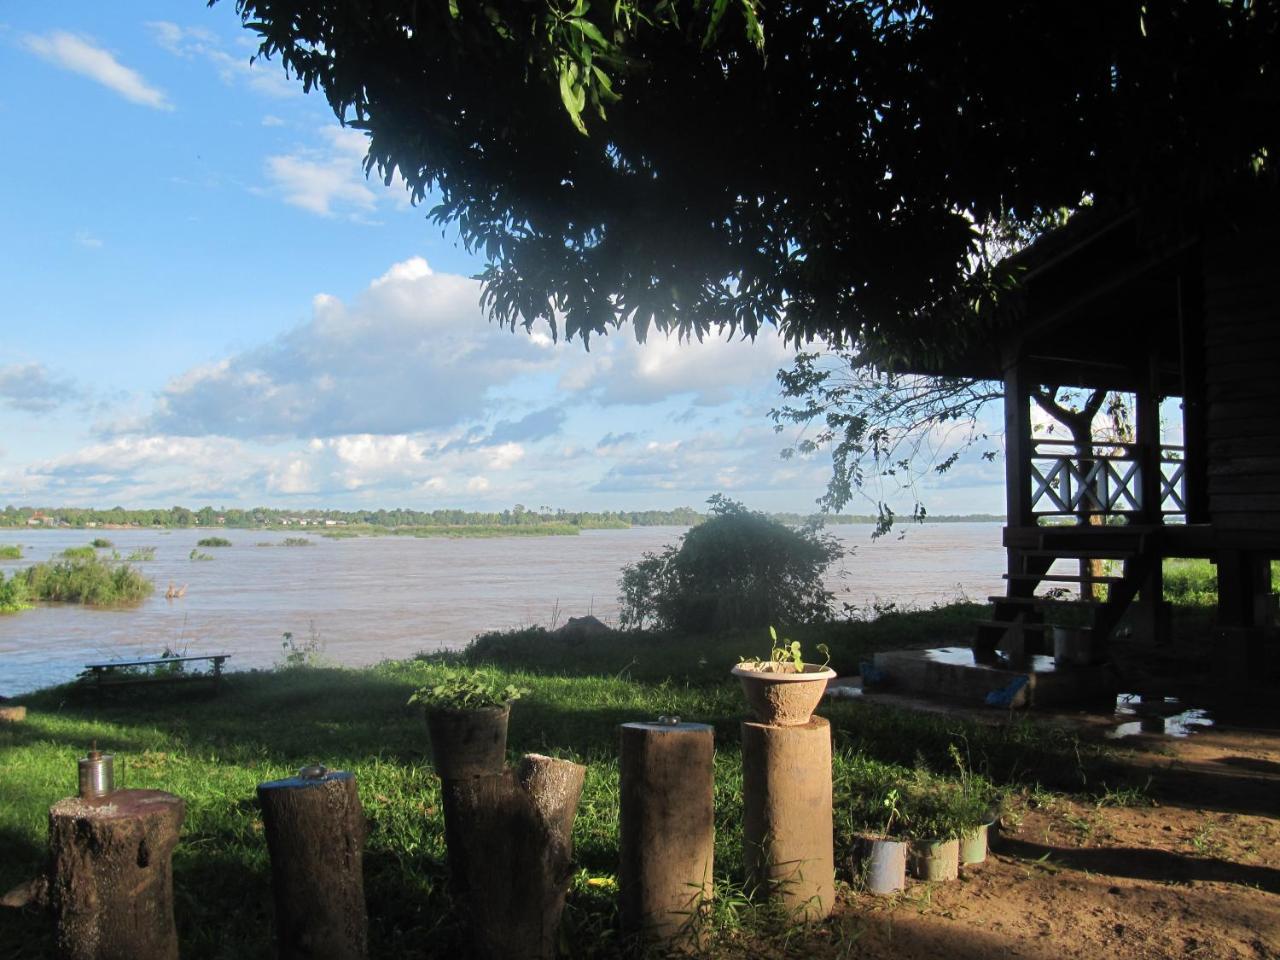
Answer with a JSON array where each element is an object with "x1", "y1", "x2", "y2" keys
[
  {"x1": 730, "y1": 627, "x2": 836, "y2": 726},
  {"x1": 408, "y1": 671, "x2": 527, "y2": 780},
  {"x1": 901, "y1": 780, "x2": 964, "y2": 882},
  {"x1": 949, "y1": 743, "x2": 1000, "y2": 866},
  {"x1": 849, "y1": 787, "x2": 909, "y2": 896}
]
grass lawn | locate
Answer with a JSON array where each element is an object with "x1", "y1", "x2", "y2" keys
[{"x1": 0, "y1": 604, "x2": 1160, "y2": 958}]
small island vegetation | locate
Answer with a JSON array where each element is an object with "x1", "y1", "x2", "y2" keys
[
  {"x1": 16, "y1": 554, "x2": 153, "y2": 606},
  {"x1": 196, "y1": 536, "x2": 232, "y2": 548},
  {"x1": 0, "y1": 544, "x2": 22, "y2": 560}
]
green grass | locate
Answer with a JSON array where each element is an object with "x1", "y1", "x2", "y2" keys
[
  {"x1": 196, "y1": 536, "x2": 232, "y2": 548},
  {"x1": 0, "y1": 602, "x2": 1147, "y2": 958},
  {"x1": 0, "y1": 544, "x2": 23, "y2": 560},
  {"x1": 1156, "y1": 557, "x2": 1280, "y2": 606},
  {"x1": 17, "y1": 555, "x2": 154, "y2": 606},
  {"x1": 126, "y1": 547, "x2": 157, "y2": 562},
  {"x1": 90, "y1": 537, "x2": 114, "y2": 548}
]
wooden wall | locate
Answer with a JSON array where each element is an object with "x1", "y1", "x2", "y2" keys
[{"x1": 1203, "y1": 206, "x2": 1280, "y2": 541}]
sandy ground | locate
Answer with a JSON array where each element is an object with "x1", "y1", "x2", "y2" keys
[{"x1": 801, "y1": 719, "x2": 1280, "y2": 960}]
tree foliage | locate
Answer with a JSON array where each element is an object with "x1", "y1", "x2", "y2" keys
[
  {"x1": 222, "y1": 0, "x2": 1278, "y2": 366},
  {"x1": 618, "y1": 495, "x2": 842, "y2": 632},
  {"x1": 772, "y1": 351, "x2": 1004, "y2": 534}
]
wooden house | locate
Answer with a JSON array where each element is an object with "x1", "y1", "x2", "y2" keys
[{"x1": 932, "y1": 185, "x2": 1279, "y2": 670}]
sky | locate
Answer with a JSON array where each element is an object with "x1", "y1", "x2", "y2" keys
[{"x1": 0, "y1": 3, "x2": 1007, "y2": 516}]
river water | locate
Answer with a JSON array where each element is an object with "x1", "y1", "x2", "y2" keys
[{"x1": 0, "y1": 523, "x2": 1005, "y2": 696}]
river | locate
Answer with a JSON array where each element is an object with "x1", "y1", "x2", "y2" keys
[{"x1": 0, "y1": 523, "x2": 1006, "y2": 696}]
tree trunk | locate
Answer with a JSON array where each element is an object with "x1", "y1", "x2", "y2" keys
[
  {"x1": 618, "y1": 722, "x2": 714, "y2": 948},
  {"x1": 257, "y1": 770, "x2": 368, "y2": 960},
  {"x1": 440, "y1": 754, "x2": 585, "y2": 960},
  {"x1": 47, "y1": 790, "x2": 185, "y2": 960}
]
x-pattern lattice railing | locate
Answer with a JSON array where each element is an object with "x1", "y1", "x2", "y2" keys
[{"x1": 1029, "y1": 439, "x2": 1186, "y2": 518}]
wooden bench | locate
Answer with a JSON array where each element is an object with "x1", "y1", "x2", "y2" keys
[{"x1": 84, "y1": 654, "x2": 231, "y2": 700}]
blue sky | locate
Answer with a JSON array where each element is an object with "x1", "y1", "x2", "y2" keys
[{"x1": 0, "y1": 3, "x2": 1006, "y2": 515}]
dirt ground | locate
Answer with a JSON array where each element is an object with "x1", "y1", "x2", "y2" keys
[{"x1": 814, "y1": 718, "x2": 1280, "y2": 960}]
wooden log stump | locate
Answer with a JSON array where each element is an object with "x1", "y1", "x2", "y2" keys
[
  {"x1": 741, "y1": 717, "x2": 835, "y2": 921},
  {"x1": 47, "y1": 789, "x2": 185, "y2": 960},
  {"x1": 618, "y1": 721, "x2": 714, "y2": 947},
  {"x1": 441, "y1": 753, "x2": 585, "y2": 960},
  {"x1": 257, "y1": 769, "x2": 368, "y2": 960}
]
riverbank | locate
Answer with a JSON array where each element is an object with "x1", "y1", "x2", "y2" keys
[{"x1": 2, "y1": 603, "x2": 1275, "y2": 959}]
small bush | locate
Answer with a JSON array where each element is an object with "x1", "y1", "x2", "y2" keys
[
  {"x1": 281, "y1": 537, "x2": 313, "y2": 547},
  {"x1": 618, "y1": 494, "x2": 842, "y2": 632},
  {"x1": 0, "y1": 544, "x2": 21, "y2": 560},
  {"x1": 20, "y1": 555, "x2": 153, "y2": 606},
  {"x1": 126, "y1": 547, "x2": 157, "y2": 561},
  {"x1": 197, "y1": 536, "x2": 232, "y2": 548},
  {"x1": 62, "y1": 546, "x2": 97, "y2": 560},
  {"x1": 189, "y1": 549, "x2": 214, "y2": 561},
  {"x1": 90, "y1": 537, "x2": 113, "y2": 548},
  {"x1": 0, "y1": 572, "x2": 31, "y2": 613}
]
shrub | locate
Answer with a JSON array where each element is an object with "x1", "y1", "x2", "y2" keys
[
  {"x1": 0, "y1": 572, "x2": 31, "y2": 613},
  {"x1": 91, "y1": 537, "x2": 113, "y2": 548},
  {"x1": 20, "y1": 555, "x2": 153, "y2": 605},
  {"x1": 618, "y1": 494, "x2": 842, "y2": 633},
  {"x1": 197, "y1": 536, "x2": 232, "y2": 547},
  {"x1": 61, "y1": 546, "x2": 97, "y2": 560},
  {"x1": 126, "y1": 547, "x2": 157, "y2": 561},
  {"x1": 0, "y1": 544, "x2": 21, "y2": 560}
]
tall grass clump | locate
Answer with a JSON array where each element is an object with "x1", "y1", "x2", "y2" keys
[
  {"x1": 90, "y1": 537, "x2": 114, "y2": 548},
  {"x1": 61, "y1": 545, "x2": 97, "y2": 560},
  {"x1": 196, "y1": 536, "x2": 232, "y2": 547},
  {"x1": 126, "y1": 547, "x2": 157, "y2": 561},
  {"x1": 0, "y1": 571, "x2": 31, "y2": 613},
  {"x1": 20, "y1": 555, "x2": 154, "y2": 606},
  {"x1": 0, "y1": 544, "x2": 24, "y2": 559}
]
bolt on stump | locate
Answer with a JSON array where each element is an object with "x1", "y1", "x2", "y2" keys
[
  {"x1": 441, "y1": 753, "x2": 586, "y2": 960},
  {"x1": 618, "y1": 721, "x2": 715, "y2": 948},
  {"x1": 47, "y1": 790, "x2": 185, "y2": 960},
  {"x1": 741, "y1": 717, "x2": 835, "y2": 921},
  {"x1": 257, "y1": 768, "x2": 368, "y2": 960}
]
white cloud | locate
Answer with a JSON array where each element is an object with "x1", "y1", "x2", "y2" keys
[
  {"x1": 263, "y1": 126, "x2": 406, "y2": 219},
  {"x1": 144, "y1": 257, "x2": 552, "y2": 439},
  {"x1": 74, "y1": 228, "x2": 103, "y2": 249},
  {"x1": 24, "y1": 31, "x2": 172, "y2": 110},
  {"x1": 563, "y1": 327, "x2": 795, "y2": 407},
  {"x1": 147, "y1": 20, "x2": 296, "y2": 99},
  {"x1": 0, "y1": 363, "x2": 79, "y2": 412}
]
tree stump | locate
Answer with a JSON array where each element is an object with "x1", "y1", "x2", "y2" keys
[
  {"x1": 47, "y1": 789, "x2": 185, "y2": 960},
  {"x1": 741, "y1": 718, "x2": 835, "y2": 921},
  {"x1": 257, "y1": 769, "x2": 368, "y2": 960},
  {"x1": 440, "y1": 753, "x2": 586, "y2": 960},
  {"x1": 618, "y1": 721, "x2": 714, "y2": 948}
]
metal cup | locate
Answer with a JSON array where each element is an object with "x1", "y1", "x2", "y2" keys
[{"x1": 78, "y1": 750, "x2": 114, "y2": 800}]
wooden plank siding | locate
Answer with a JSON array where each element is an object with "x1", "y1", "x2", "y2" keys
[{"x1": 1201, "y1": 214, "x2": 1280, "y2": 543}]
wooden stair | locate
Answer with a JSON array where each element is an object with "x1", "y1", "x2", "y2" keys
[{"x1": 976, "y1": 527, "x2": 1158, "y2": 662}]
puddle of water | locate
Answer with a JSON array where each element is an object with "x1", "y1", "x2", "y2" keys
[
  {"x1": 1106, "y1": 692, "x2": 1215, "y2": 739},
  {"x1": 922, "y1": 646, "x2": 1059, "y2": 673}
]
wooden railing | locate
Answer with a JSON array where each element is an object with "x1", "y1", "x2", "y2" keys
[{"x1": 1028, "y1": 439, "x2": 1186, "y2": 519}]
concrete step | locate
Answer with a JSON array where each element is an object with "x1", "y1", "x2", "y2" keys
[
  {"x1": 1004, "y1": 573, "x2": 1126, "y2": 585},
  {"x1": 988, "y1": 595, "x2": 1106, "y2": 609},
  {"x1": 870, "y1": 646, "x2": 1114, "y2": 709}
]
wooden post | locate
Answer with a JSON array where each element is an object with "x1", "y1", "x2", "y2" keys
[
  {"x1": 1003, "y1": 351, "x2": 1035, "y2": 534},
  {"x1": 741, "y1": 718, "x2": 835, "y2": 921},
  {"x1": 440, "y1": 754, "x2": 585, "y2": 960},
  {"x1": 47, "y1": 790, "x2": 185, "y2": 960},
  {"x1": 618, "y1": 721, "x2": 714, "y2": 947},
  {"x1": 257, "y1": 769, "x2": 368, "y2": 960}
]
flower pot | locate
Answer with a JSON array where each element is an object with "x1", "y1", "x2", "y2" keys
[
  {"x1": 1052, "y1": 625, "x2": 1095, "y2": 666},
  {"x1": 851, "y1": 835, "x2": 908, "y2": 895},
  {"x1": 908, "y1": 838, "x2": 959, "y2": 882},
  {"x1": 730, "y1": 663, "x2": 837, "y2": 726},
  {"x1": 959, "y1": 822, "x2": 993, "y2": 866},
  {"x1": 425, "y1": 703, "x2": 510, "y2": 779}
]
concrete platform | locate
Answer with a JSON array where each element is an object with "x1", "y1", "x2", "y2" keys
[{"x1": 870, "y1": 646, "x2": 1114, "y2": 708}]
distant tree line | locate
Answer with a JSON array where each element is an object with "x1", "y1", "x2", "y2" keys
[
  {"x1": 1, "y1": 503, "x2": 1001, "y2": 531},
  {"x1": 0, "y1": 504, "x2": 705, "y2": 530}
]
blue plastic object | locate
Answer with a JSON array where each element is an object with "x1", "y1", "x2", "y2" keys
[{"x1": 984, "y1": 674, "x2": 1029, "y2": 708}]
